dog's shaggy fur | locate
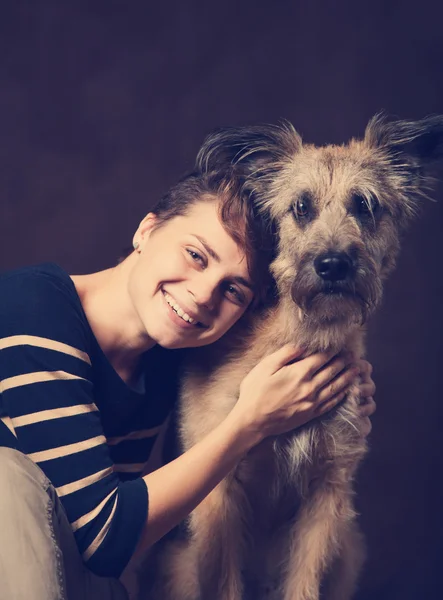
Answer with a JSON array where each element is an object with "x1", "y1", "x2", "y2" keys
[{"x1": 140, "y1": 115, "x2": 443, "y2": 600}]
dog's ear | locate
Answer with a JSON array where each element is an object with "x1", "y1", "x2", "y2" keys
[
  {"x1": 195, "y1": 122, "x2": 302, "y2": 185},
  {"x1": 365, "y1": 113, "x2": 443, "y2": 187}
]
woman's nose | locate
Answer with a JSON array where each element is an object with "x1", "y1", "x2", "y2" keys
[{"x1": 188, "y1": 277, "x2": 219, "y2": 311}]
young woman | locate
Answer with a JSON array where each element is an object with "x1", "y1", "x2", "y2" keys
[{"x1": 0, "y1": 164, "x2": 376, "y2": 599}]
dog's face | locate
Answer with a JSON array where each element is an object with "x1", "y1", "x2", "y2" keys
[
  {"x1": 197, "y1": 115, "x2": 443, "y2": 329},
  {"x1": 263, "y1": 139, "x2": 401, "y2": 326},
  {"x1": 250, "y1": 116, "x2": 443, "y2": 328}
]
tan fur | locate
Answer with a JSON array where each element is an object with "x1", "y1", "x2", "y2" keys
[{"x1": 139, "y1": 115, "x2": 443, "y2": 599}]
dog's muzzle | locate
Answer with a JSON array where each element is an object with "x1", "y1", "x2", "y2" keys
[{"x1": 290, "y1": 248, "x2": 380, "y2": 324}]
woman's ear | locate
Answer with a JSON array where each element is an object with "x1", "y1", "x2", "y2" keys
[{"x1": 132, "y1": 213, "x2": 157, "y2": 250}]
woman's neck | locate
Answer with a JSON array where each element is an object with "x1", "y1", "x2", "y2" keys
[{"x1": 70, "y1": 255, "x2": 156, "y2": 385}]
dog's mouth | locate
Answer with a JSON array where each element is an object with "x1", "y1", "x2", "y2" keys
[
  {"x1": 299, "y1": 286, "x2": 371, "y2": 326},
  {"x1": 307, "y1": 285, "x2": 367, "y2": 309},
  {"x1": 318, "y1": 282, "x2": 363, "y2": 299},
  {"x1": 294, "y1": 280, "x2": 366, "y2": 305},
  {"x1": 290, "y1": 276, "x2": 377, "y2": 325},
  {"x1": 322, "y1": 283, "x2": 351, "y2": 295}
]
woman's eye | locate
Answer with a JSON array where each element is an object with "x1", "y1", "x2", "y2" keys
[
  {"x1": 226, "y1": 285, "x2": 245, "y2": 304},
  {"x1": 186, "y1": 249, "x2": 205, "y2": 264}
]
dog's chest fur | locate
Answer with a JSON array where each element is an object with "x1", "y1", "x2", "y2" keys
[
  {"x1": 179, "y1": 298, "x2": 366, "y2": 499},
  {"x1": 175, "y1": 300, "x2": 366, "y2": 595}
]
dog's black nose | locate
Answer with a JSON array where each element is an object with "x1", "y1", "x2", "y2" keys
[{"x1": 314, "y1": 253, "x2": 353, "y2": 281}]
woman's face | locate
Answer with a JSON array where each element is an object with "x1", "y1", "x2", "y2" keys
[{"x1": 128, "y1": 199, "x2": 255, "y2": 349}]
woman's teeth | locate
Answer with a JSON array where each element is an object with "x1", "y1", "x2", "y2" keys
[{"x1": 163, "y1": 292, "x2": 196, "y2": 324}]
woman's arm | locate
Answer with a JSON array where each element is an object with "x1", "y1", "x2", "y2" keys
[
  {"x1": 135, "y1": 407, "x2": 256, "y2": 558},
  {"x1": 0, "y1": 268, "x2": 149, "y2": 578}
]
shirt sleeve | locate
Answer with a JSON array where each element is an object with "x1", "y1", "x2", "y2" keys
[{"x1": 0, "y1": 268, "x2": 148, "y2": 577}]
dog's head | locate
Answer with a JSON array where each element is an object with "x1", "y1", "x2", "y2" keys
[{"x1": 198, "y1": 116, "x2": 443, "y2": 330}]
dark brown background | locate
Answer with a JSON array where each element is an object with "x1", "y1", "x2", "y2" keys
[{"x1": 1, "y1": 1, "x2": 442, "y2": 598}]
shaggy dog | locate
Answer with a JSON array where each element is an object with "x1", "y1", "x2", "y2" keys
[{"x1": 141, "y1": 115, "x2": 443, "y2": 600}]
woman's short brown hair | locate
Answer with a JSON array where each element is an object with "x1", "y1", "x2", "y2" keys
[{"x1": 127, "y1": 124, "x2": 294, "y2": 308}]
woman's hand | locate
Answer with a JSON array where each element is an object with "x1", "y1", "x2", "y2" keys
[
  {"x1": 355, "y1": 359, "x2": 376, "y2": 438},
  {"x1": 231, "y1": 344, "x2": 361, "y2": 443}
]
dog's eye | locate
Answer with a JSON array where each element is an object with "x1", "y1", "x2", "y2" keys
[
  {"x1": 353, "y1": 194, "x2": 380, "y2": 216},
  {"x1": 292, "y1": 195, "x2": 311, "y2": 220}
]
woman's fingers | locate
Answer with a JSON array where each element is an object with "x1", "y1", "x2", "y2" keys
[
  {"x1": 359, "y1": 416, "x2": 372, "y2": 438},
  {"x1": 312, "y1": 353, "x2": 354, "y2": 392},
  {"x1": 263, "y1": 344, "x2": 306, "y2": 374},
  {"x1": 316, "y1": 397, "x2": 374, "y2": 435},
  {"x1": 359, "y1": 382, "x2": 376, "y2": 399},
  {"x1": 358, "y1": 396, "x2": 376, "y2": 418},
  {"x1": 357, "y1": 360, "x2": 376, "y2": 399},
  {"x1": 357, "y1": 359, "x2": 373, "y2": 377},
  {"x1": 302, "y1": 349, "x2": 343, "y2": 379},
  {"x1": 316, "y1": 393, "x2": 376, "y2": 435},
  {"x1": 316, "y1": 364, "x2": 359, "y2": 404},
  {"x1": 315, "y1": 390, "x2": 347, "y2": 415}
]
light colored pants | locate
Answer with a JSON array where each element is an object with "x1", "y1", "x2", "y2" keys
[{"x1": 0, "y1": 447, "x2": 128, "y2": 600}]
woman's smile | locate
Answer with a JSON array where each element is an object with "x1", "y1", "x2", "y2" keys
[{"x1": 161, "y1": 289, "x2": 207, "y2": 330}]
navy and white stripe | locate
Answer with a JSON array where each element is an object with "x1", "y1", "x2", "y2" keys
[{"x1": 0, "y1": 263, "x2": 181, "y2": 577}]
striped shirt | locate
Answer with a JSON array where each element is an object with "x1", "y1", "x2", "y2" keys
[{"x1": 0, "y1": 263, "x2": 182, "y2": 578}]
